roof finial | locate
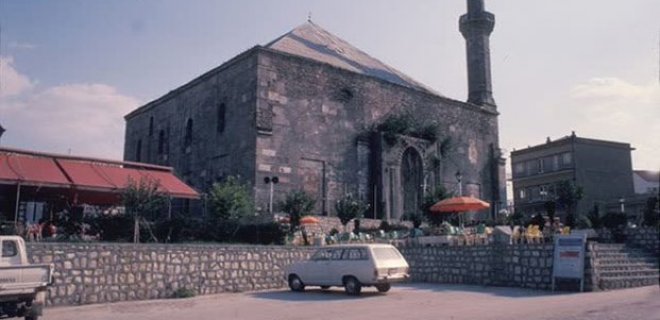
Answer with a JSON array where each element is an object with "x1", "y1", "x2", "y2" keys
[{"x1": 307, "y1": 11, "x2": 312, "y2": 22}]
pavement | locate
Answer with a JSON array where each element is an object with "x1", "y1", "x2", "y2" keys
[{"x1": 44, "y1": 284, "x2": 660, "y2": 320}]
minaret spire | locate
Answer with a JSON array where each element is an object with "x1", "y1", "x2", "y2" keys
[{"x1": 460, "y1": 0, "x2": 496, "y2": 107}]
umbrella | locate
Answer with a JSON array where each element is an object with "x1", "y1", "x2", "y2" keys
[
  {"x1": 299, "y1": 216, "x2": 320, "y2": 225},
  {"x1": 430, "y1": 196, "x2": 490, "y2": 213}
]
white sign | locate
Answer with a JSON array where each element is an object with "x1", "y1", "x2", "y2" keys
[{"x1": 552, "y1": 234, "x2": 586, "y2": 291}]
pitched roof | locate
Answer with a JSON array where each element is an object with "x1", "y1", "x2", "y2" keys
[
  {"x1": 266, "y1": 21, "x2": 439, "y2": 95},
  {"x1": 634, "y1": 170, "x2": 660, "y2": 183}
]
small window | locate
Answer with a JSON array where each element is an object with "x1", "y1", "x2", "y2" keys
[
  {"x1": 330, "y1": 249, "x2": 343, "y2": 260},
  {"x1": 217, "y1": 103, "x2": 226, "y2": 133},
  {"x1": 537, "y1": 159, "x2": 544, "y2": 173},
  {"x1": 184, "y1": 118, "x2": 193, "y2": 147},
  {"x1": 519, "y1": 189, "x2": 526, "y2": 199},
  {"x1": 513, "y1": 163, "x2": 525, "y2": 175},
  {"x1": 2, "y1": 241, "x2": 17, "y2": 257},
  {"x1": 561, "y1": 152, "x2": 572, "y2": 166},
  {"x1": 135, "y1": 139, "x2": 142, "y2": 162}
]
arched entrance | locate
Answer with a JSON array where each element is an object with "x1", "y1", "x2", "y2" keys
[{"x1": 401, "y1": 148, "x2": 423, "y2": 217}]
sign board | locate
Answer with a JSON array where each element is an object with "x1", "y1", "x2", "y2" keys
[{"x1": 552, "y1": 234, "x2": 586, "y2": 291}]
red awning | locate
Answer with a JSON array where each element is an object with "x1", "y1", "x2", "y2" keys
[
  {"x1": 0, "y1": 148, "x2": 199, "y2": 201},
  {"x1": 0, "y1": 153, "x2": 71, "y2": 187}
]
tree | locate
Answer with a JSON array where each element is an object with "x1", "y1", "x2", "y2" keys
[
  {"x1": 556, "y1": 180, "x2": 584, "y2": 227},
  {"x1": 208, "y1": 176, "x2": 254, "y2": 223},
  {"x1": 280, "y1": 190, "x2": 316, "y2": 230},
  {"x1": 642, "y1": 196, "x2": 659, "y2": 227},
  {"x1": 421, "y1": 185, "x2": 451, "y2": 227},
  {"x1": 335, "y1": 194, "x2": 369, "y2": 230},
  {"x1": 587, "y1": 204, "x2": 602, "y2": 229},
  {"x1": 122, "y1": 177, "x2": 167, "y2": 243}
]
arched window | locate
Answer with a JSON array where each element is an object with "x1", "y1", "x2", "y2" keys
[
  {"x1": 158, "y1": 130, "x2": 165, "y2": 154},
  {"x1": 135, "y1": 139, "x2": 142, "y2": 162},
  {"x1": 217, "y1": 103, "x2": 226, "y2": 133},
  {"x1": 184, "y1": 118, "x2": 193, "y2": 147},
  {"x1": 148, "y1": 117, "x2": 154, "y2": 136}
]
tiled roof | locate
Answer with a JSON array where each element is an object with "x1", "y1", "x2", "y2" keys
[{"x1": 266, "y1": 21, "x2": 439, "y2": 95}]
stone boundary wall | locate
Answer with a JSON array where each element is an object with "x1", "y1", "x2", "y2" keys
[
  {"x1": 28, "y1": 243, "x2": 314, "y2": 306},
  {"x1": 28, "y1": 242, "x2": 555, "y2": 307},
  {"x1": 399, "y1": 244, "x2": 554, "y2": 290},
  {"x1": 624, "y1": 227, "x2": 659, "y2": 254}
]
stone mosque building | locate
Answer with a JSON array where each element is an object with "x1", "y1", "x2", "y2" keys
[{"x1": 123, "y1": 0, "x2": 507, "y2": 220}]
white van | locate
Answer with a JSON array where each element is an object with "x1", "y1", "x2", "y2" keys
[{"x1": 285, "y1": 244, "x2": 409, "y2": 295}]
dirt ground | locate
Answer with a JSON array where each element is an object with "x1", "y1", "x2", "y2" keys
[{"x1": 44, "y1": 284, "x2": 660, "y2": 320}]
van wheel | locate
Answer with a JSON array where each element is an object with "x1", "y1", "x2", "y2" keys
[
  {"x1": 25, "y1": 316, "x2": 39, "y2": 320},
  {"x1": 288, "y1": 275, "x2": 305, "y2": 292},
  {"x1": 343, "y1": 277, "x2": 362, "y2": 295},
  {"x1": 320, "y1": 286, "x2": 330, "y2": 290},
  {"x1": 376, "y1": 283, "x2": 391, "y2": 292}
]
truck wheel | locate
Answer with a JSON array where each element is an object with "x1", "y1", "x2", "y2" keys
[
  {"x1": 376, "y1": 283, "x2": 391, "y2": 292},
  {"x1": 343, "y1": 277, "x2": 362, "y2": 295},
  {"x1": 26, "y1": 316, "x2": 39, "y2": 320},
  {"x1": 288, "y1": 275, "x2": 305, "y2": 292}
]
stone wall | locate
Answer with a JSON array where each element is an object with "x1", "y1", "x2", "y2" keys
[
  {"x1": 399, "y1": 244, "x2": 554, "y2": 290},
  {"x1": 28, "y1": 243, "x2": 314, "y2": 306},
  {"x1": 624, "y1": 227, "x2": 659, "y2": 254},
  {"x1": 28, "y1": 242, "x2": 557, "y2": 307}
]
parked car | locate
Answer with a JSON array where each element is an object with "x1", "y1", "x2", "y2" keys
[
  {"x1": 285, "y1": 243, "x2": 409, "y2": 295},
  {"x1": 0, "y1": 236, "x2": 54, "y2": 320}
]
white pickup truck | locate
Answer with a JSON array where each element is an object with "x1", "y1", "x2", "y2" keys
[{"x1": 0, "y1": 236, "x2": 53, "y2": 320}]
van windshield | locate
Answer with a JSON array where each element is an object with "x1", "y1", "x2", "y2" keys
[{"x1": 372, "y1": 247, "x2": 402, "y2": 261}]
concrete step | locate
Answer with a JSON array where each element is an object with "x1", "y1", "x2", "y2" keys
[
  {"x1": 594, "y1": 252, "x2": 657, "y2": 260},
  {"x1": 598, "y1": 269, "x2": 659, "y2": 278},
  {"x1": 599, "y1": 275, "x2": 659, "y2": 290},
  {"x1": 598, "y1": 264, "x2": 659, "y2": 272}
]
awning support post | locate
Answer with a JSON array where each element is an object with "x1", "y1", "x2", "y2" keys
[{"x1": 14, "y1": 184, "x2": 21, "y2": 232}]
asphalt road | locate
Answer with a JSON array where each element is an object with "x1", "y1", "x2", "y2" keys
[{"x1": 44, "y1": 284, "x2": 660, "y2": 320}]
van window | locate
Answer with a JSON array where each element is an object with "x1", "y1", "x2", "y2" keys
[
  {"x1": 2, "y1": 241, "x2": 17, "y2": 257},
  {"x1": 342, "y1": 248, "x2": 367, "y2": 260},
  {"x1": 330, "y1": 249, "x2": 343, "y2": 260},
  {"x1": 372, "y1": 247, "x2": 402, "y2": 261},
  {"x1": 311, "y1": 249, "x2": 332, "y2": 261}
]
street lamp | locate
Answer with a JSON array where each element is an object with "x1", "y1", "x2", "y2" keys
[
  {"x1": 264, "y1": 176, "x2": 279, "y2": 215},
  {"x1": 455, "y1": 171, "x2": 462, "y2": 196}
]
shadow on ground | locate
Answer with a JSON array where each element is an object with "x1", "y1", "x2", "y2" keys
[
  {"x1": 400, "y1": 283, "x2": 575, "y2": 298},
  {"x1": 251, "y1": 287, "x2": 385, "y2": 302},
  {"x1": 252, "y1": 283, "x2": 575, "y2": 302}
]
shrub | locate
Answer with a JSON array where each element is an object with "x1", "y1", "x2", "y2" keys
[
  {"x1": 335, "y1": 194, "x2": 369, "y2": 228},
  {"x1": 587, "y1": 204, "x2": 602, "y2": 229},
  {"x1": 421, "y1": 185, "x2": 450, "y2": 227},
  {"x1": 171, "y1": 288, "x2": 196, "y2": 299},
  {"x1": 280, "y1": 190, "x2": 316, "y2": 230},
  {"x1": 208, "y1": 176, "x2": 254, "y2": 223},
  {"x1": 642, "y1": 196, "x2": 659, "y2": 227}
]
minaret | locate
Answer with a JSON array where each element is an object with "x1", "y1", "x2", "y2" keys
[{"x1": 460, "y1": 0, "x2": 496, "y2": 107}]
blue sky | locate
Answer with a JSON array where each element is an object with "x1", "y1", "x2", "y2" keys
[{"x1": 1, "y1": 0, "x2": 659, "y2": 170}]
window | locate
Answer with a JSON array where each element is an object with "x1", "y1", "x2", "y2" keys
[
  {"x1": 342, "y1": 248, "x2": 367, "y2": 260},
  {"x1": 513, "y1": 163, "x2": 525, "y2": 175},
  {"x1": 552, "y1": 155, "x2": 559, "y2": 171},
  {"x1": 158, "y1": 130, "x2": 165, "y2": 154},
  {"x1": 2, "y1": 241, "x2": 17, "y2": 257},
  {"x1": 184, "y1": 118, "x2": 193, "y2": 147},
  {"x1": 135, "y1": 139, "x2": 142, "y2": 162},
  {"x1": 561, "y1": 152, "x2": 572, "y2": 166},
  {"x1": 217, "y1": 103, "x2": 226, "y2": 133},
  {"x1": 537, "y1": 159, "x2": 544, "y2": 173},
  {"x1": 312, "y1": 249, "x2": 333, "y2": 261},
  {"x1": 372, "y1": 247, "x2": 402, "y2": 261},
  {"x1": 148, "y1": 116, "x2": 154, "y2": 137},
  {"x1": 518, "y1": 189, "x2": 526, "y2": 199}
]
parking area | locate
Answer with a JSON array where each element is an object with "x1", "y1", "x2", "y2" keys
[{"x1": 45, "y1": 284, "x2": 660, "y2": 320}]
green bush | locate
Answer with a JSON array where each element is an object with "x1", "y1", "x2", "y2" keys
[
  {"x1": 280, "y1": 190, "x2": 315, "y2": 229},
  {"x1": 171, "y1": 288, "x2": 196, "y2": 299},
  {"x1": 208, "y1": 176, "x2": 254, "y2": 223},
  {"x1": 335, "y1": 194, "x2": 369, "y2": 227}
]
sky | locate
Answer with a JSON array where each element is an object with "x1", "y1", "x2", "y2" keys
[{"x1": 0, "y1": 0, "x2": 659, "y2": 171}]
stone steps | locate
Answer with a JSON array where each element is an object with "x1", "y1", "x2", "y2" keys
[
  {"x1": 599, "y1": 275, "x2": 659, "y2": 290},
  {"x1": 590, "y1": 243, "x2": 659, "y2": 291},
  {"x1": 599, "y1": 268, "x2": 659, "y2": 278}
]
